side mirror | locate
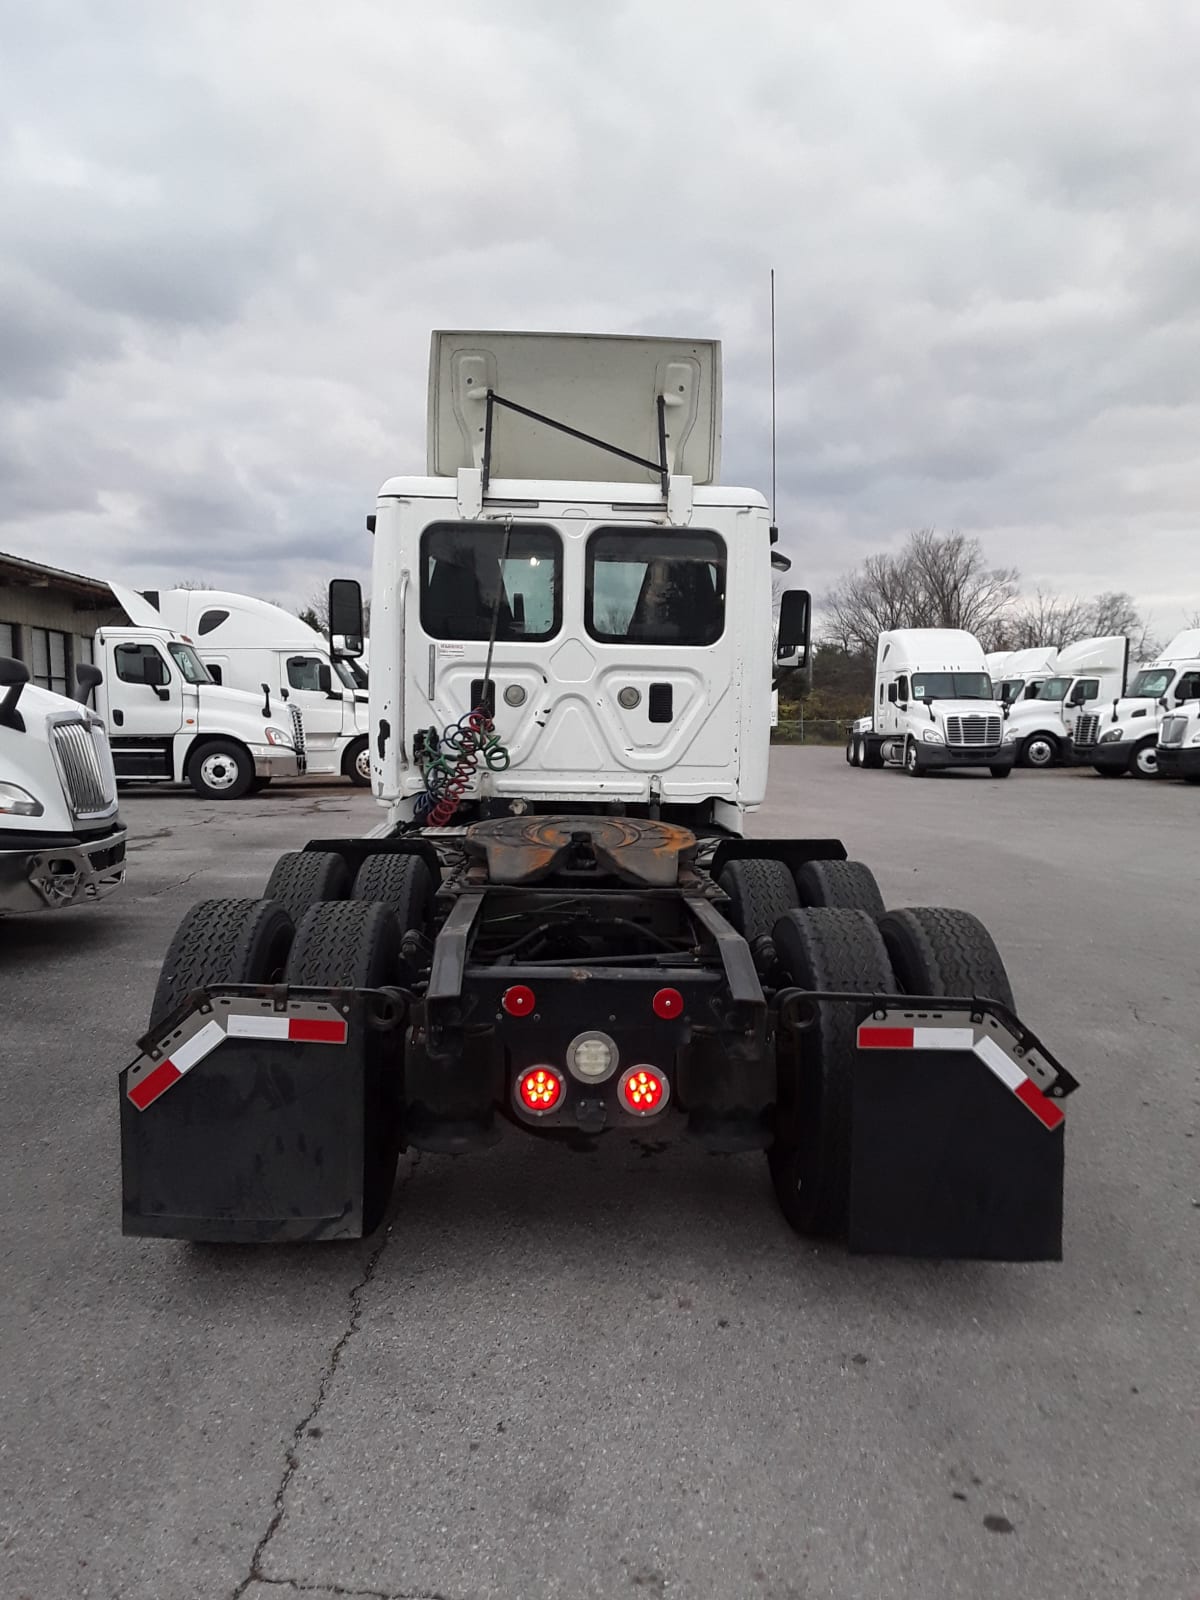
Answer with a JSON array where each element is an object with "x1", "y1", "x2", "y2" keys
[
  {"x1": 74, "y1": 662, "x2": 103, "y2": 704},
  {"x1": 1067, "y1": 685, "x2": 1086, "y2": 706},
  {"x1": 317, "y1": 663, "x2": 334, "y2": 695},
  {"x1": 329, "y1": 579, "x2": 364, "y2": 660},
  {"x1": 0, "y1": 656, "x2": 29, "y2": 728},
  {"x1": 775, "y1": 589, "x2": 811, "y2": 667}
]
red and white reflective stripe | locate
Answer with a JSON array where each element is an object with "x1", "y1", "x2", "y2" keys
[
  {"x1": 129, "y1": 1010, "x2": 348, "y2": 1112},
  {"x1": 857, "y1": 1020, "x2": 1065, "y2": 1132}
]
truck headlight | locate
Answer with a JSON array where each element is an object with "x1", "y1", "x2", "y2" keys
[
  {"x1": 1099, "y1": 729, "x2": 1123, "y2": 744},
  {"x1": 1003, "y1": 726, "x2": 1019, "y2": 742},
  {"x1": 1190, "y1": 731, "x2": 1200, "y2": 745},
  {"x1": 922, "y1": 729, "x2": 944, "y2": 745},
  {"x1": 264, "y1": 726, "x2": 294, "y2": 747},
  {"x1": 0, "y1": 782, "x2": 45, "y2": 817}
]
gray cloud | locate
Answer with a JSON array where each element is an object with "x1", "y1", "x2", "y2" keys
[{"x1": 0, "y1": 0, "x2": 1198, "y2": 632}]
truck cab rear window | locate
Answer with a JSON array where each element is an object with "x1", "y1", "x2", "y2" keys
[
  {"x1": 420, "y1": 523, "x2": 561, "y2": 642},
  {"x1": 585, "y1": 529, "x2": 726, "y2": 646}
]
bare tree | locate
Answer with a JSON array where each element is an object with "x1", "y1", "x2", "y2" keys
[{"x1": 1000, "y1": 590, "x2": 1093, "y2": 650}]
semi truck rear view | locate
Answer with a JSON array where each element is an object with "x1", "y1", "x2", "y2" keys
[{"x1": 120, "y1": 332, "x2": 1077, "y2": 1260}]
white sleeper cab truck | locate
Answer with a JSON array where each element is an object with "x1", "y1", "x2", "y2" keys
[
  {"x1": 1000, "y1": 635, "x2": 1129, "y2": 769},
  {"x1": 111, "y1": 586, "x2": 371, "y2": 786},
  {"x1": 90, "y1": 624, "x2": 305, "y2": 798},
  {"x1": 847, "y1": 629, "x2": 1013, "y2": 777},
  {"x1": 989, "y1": 647, "x2": 1058, "y2": 708},
  {"x1": 121, "y1": 331, "x2": 1078, "y2": 1263},
  {"x1": 0, "y1": 656, "x2": 126, "y2": 915},
  {"x1": 1157, "y1": 699, "x2": 1200, "y2": 783},
  {"x1": 1072, "y1": 630, "x2": 1200, "y2": 779}
]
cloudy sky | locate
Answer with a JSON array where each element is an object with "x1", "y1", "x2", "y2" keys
[{"x1": 3, "y1": 0, "x2": 1199, "y2": 633}]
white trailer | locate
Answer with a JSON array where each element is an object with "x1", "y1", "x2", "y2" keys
[
  {"x1": 847, "y1": 629, "x2": 1013, "y2": 777},
  {"x1": 0, "y1": 655, "x2": 126, "y2": 914},
  {"x1": 121, "y1": 330, "x2": 1078, "y2": 1262},
  {"x1": 998, "y1": 635, "x2": 1129, "y2": 769},
  {"x1": 1073, "y1": 629, "x2": 1200, "y2": 778},
  {"x1": 111, "y1": 586, "x2": 371, "y2": 785}
]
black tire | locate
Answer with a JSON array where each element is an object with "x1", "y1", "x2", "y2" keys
[
  {"x1": 263, "y1": 850, "x2": 352, "y2": 924},
  {"x1": 845, "y1": 735, "x2": 854, "y2": 765},
  {"x1": 343, "y1": 736, "x2": 371, "y2": 787},
  {"x1": 1130, "y1": 738, "x2": 1158, "y2": 779},
  {"x1": 717, "y1": 858, "x2": 799, "y2": 943},
  {"x1": 151, "y1": 898, "x2": 294, "y2": 1029},
  {"x1": 286, "y1": 900, "x2": 403, "y2": 1232},
  {"x1": 352, "y1": 853, "x2": 435, "y2": 932},
  {"x1": 903, "y1": 739, "x2": 925, "y2": 777},
  {"x1": 990, "y1": 765, "x2": 1013, "y2": 779},
  {"x1": 248, "y1": 777, "x2": 272, "y2": 794},
  {"x1": 794, "y1": 859, "x2": 886, "y2": 918},
  {"x1": 1095, "y1": 766, "x2": 1125, "y2": 778},
  {"x1": 769, "y1": 908, "x2": 896, "y2": 1237},
  {"x1": 188, "y1": 738, "x2": 255, "y2": 800},
  {"x1": 878, "y1": 905, "x2": 1015, "y2": 1012},
  {"x1": 1184, "y1": 774, "x2": 1200, "y2": 786},
  {"x1": 1019, "y1": 733, "x2": 1059, "y2": 769},
  {"x1": 862, "y1": 739, "x2": 884, "y2": 770}
]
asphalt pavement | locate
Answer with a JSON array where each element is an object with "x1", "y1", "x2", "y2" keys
[{"x1": 1, "y1": 753, "x2": 1196, "y2": 1600}]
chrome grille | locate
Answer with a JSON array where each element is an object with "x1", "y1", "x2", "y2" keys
[
  {"x1": 1159, "y1": 715, "x2": 1187, "y2": 747},
  {"x1": 945, "y1": 714, "x2": 1001, "y2": 747},
  {"x1": 52, "y1": 719, "x2": 115, "y2": 817},
  {"x1": 1073, "y1": 713, "x2": 1100, "y2": 749},
  {"x1": 289, "y1": 704, "x2": 308, "y2": 771}
]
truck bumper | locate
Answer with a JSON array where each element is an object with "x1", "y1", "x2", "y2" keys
[
  {"x1": 917, "y1": 745, "x2": 1013, "y2": 771},
  {"x1": 0, "y1": 825, "x2": 127, "y2": 914},
  {"x1": 1084, "y1": 739, "x2": 1135, "y2": 772},
  {"x1": 1156, "y1": 746, "x2": 1200, "y2": 780},
  {"x1": 248, "y1": 746, "x2": 302, "y2": 779}
]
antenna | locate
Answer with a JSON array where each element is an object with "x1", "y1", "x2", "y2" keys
[{"x1": 770, "y1": 266, "x2": 777, "y2": 526}]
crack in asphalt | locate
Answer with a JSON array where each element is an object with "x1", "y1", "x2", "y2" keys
[
  {"x1": 231, "y1": 1158, "x2": 420, "y2": 1600},
  {"x1": 244, "y1": 1579, "x2": 449, "y2": 1599}
]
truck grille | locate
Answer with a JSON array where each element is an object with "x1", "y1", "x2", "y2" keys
[
  {"x1": 289, "y1": 704, "x2": 307, "y2": 772},
  {"x1": 1073, "y1": 713, "x2": 1100, "y2": 750},
  {"x1": 945, "y1": 714, "x2": 1002, "y2": 747},
  {"x1": 52, "y1": 720, "x2": 116, "y2": 817},
  {"x1": 1159, "y1": 715, "x2": 1187, "y2": 747}
]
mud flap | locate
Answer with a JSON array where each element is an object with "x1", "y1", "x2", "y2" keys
[
  {"x1": 848, "y1": 1013, "x2": 1068, "y2": 1261},
  {"x1": 120, "y1": 990, "x2": 401, "y2": 1242}
]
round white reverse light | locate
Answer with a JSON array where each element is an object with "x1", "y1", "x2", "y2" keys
[{"x1": 566, "y1": 1031, "x2": 618, "y2": 1083}]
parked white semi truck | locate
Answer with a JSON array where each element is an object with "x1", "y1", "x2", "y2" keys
[
  {"x1": 0, "y1": 656, "x2": 126, "y2": 914},
  {"x1": 988, "y1": 647, "x2": 1058, "y2": 707},
  {"x1": 999, "y1": 635, "x2": 1129, "y2": 769},
  {"x1": 88, "y1": 622, "x2": 305, "y2": 797},
  {"x1": 1156, "y1": 698, "x2": 1200, "y2": 783},
  {"x1": 847, "y1": 629, "x2": 1013, "y2": 777},
  {"x1": 110, "y1": 585, "x2": 370, "y2": 786},
  {"x1": 121, "y1": 331, "x2": 1078, "y2": 1261},
  {"x1": 1072, "y1": 629, "x2": 1200, "y2": 778}
]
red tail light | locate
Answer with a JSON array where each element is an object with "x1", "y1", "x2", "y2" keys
[
  {"x1": 618, "y1": 1066, "x2": 669, "y2": 1115},
  {"x1": 502, "y1": 984, "x2": 537, "y2": 1017},
  {"x1": 652, "y1": 987, "x2": 684, "y2": 1019},
  {"x1": 516, "y1": 1067, "x2": 563, "y2": 1114}
]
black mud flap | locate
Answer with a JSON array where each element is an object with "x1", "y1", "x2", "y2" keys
[
  {"x1": 848, "y1": 1014, "x2": 1068, "y2": 1261},
  {"x1": 120, "y1": 989, "x2": 402, "y2": 1243}
]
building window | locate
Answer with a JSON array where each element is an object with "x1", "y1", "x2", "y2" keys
[
  {"x1": 30, "y1": 628, "x2": 69, "y2": 695},
  {"x1": 0, "y1": 622, "x2": 14, "y2": 660}
]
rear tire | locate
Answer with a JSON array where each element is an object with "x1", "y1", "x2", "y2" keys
[
  {"x1": 989, "y1": 765, "x2": 1012, "y2": 778},
  {"x1": 1131, "y1": 738, "x2": 1158, "y2": 779},
  {"x1": 768, "y1": 908, "x2": 896, "y2": 1238},
  {"x1": 287, "y1": 901, "x2": 404, "y2": 1232},
  {"x1": 794, "y1": 859, "x2": 885, "y2": 918},
  {"x1": 352, "y1": 853, "x2": 435, "y2": 932},
  {"x1": 151, "y1": 898, "x2": 294, "y2": 1029},
  {"x1": 1095, "y1": 766, "x2": 1124, "y2": 778},
  {"x1": 717, "y1": 858, "x2": 799, "y2": 943},
  {"x1": 264, "y1": 850, "x2": 352, "y2": 924},
  {"x1": 878, "y1": 906, "x2": 1015, "y2": 1012},
  {"x1": 1184, "y1": 774, "x2": 1200, "y2": 786},
  {"x1": 343, "y1": 736, "x2": 371, "y2": 787},
  {"x1": 188, "y1": 739, "x2": 254, "y2": 800}
]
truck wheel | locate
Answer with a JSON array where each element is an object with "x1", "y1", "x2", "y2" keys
[
  {"x1": 264, "y1": 850, "x2": 351, "y2": 924},
  {"x1": 343, "y1": 736, "x2": 371, "y2": 787},
  {"x1": 903, "y1": 739, "x2": 925, "y2": 777},
  {"x1": 287, "y1": 900, "x2": 404, "y2": 1232},
  {"x1": 1094, "y1": 766, "x2": 1124, "y2": 778},
  {"x1": 844, "y1": 735, "x2": 854, "y2": 764},
  {"x1": 188, "y1": 739, "x2": 254, "y2": 800},
  {"x1": 794, "y1": 859, "x2": 885, "y2": 918},
  {"x1": 1020, "y1": 734, "x2": 1059, "y2": 768},
  {"x1": 1130, "y1": 739, "x2": 1158, "y2": 779},
  {"x1": 150, "y1": 898, "x2": 294, "y2": 1029},
  {"x1": 878, "y1": 906, "x2": 1015, "y2": 1012},
  {"x1": 352, "y1": 853, "x2": 435, "y2": 932},
  {"x1": 989, "y1": 765, "x2": 1012, "y2": 779},
  {"x1": 717, "y1": 858, "x2": 799, "y2": 943},
  {"x1": 862, "y1": 739, "x2": 884, "y2": 770},
  {"x1": 768, "y1": 908, "x2": 897, "y2": 1237}
]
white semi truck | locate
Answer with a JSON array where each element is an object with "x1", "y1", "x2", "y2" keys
[
  {"x1": 87, "y1": 622, "x2": 306, "y2": 797},
  {"x1": 987, "y1": 647, "x2": 1058, "y2": 706},
  {"x1": 0, "y1": 655, "x2": 126, "y2": 915},
  {"x1": 1156, "y1": 698, "x2": 1200, "y2": 783},
  {"x1": 110, "y1": 586, "x2": 371, "y2": 785},
  {"x1": 846, "y1": 629, "x2": 1013, "y2": 777},
  {"x1": 1072, "y1": 629, "x2": 1200, "y2": 778},
  {"x1": 120, "y1": 330, "x2": 1078, "y2": 1261},
  {"x1": 999, "y1": 635, "x2": 1129, "y2": 769}
]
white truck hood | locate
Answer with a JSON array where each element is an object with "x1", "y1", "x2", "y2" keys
[{"x1": 1, "y1": 688, "x2": 118, "y2": 834}]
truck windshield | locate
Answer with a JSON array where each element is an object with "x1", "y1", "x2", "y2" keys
[
  {"x1": 421, "y1": 523, "x2": 561, "y2": 642},
  {"x1": 910, "y1": 672, "x2": 991, "y2": 702},
  {"x1": 994, "y1": 678, "x2": 1024, "y2": 703},
  {"x1": 1034, "y1": 676, "x2": 1071, "y2": 701},
  {"x1": 585, "y1": 529, "x2": 726, "y2": 645},
  {"x1": 1128, "y1": 668, "x2": 1173, "y2": 698},
  {"x1": 333, "y1": 659, "x2": 358, "y2": 690},
  {"x1": 167, "y1": 643, "x2": 213, "y2": 684}
]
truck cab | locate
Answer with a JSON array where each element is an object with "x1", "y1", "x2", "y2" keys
[
  {"x1": 1156, "y1": 698, "x2": 1200, "y2": 782},
  {"x1": 1073, "y1": 630, "x2": 1200, "y2": 778},
  {"x1": 109, "y1": 587, "x2": 371, "y2": 786},
  {"x1": 0, "y1": 657, "x2": 126, "y2": 914},
  {"x1": 1001, "y1": 635, "x2": 1128, "y2": 769},
  {"x1": 92, "y1": 624, "x2": 305, "y2": 798},
  {"x1": 988, "y1": 646, "x2": 1058, "y2": 707}
]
